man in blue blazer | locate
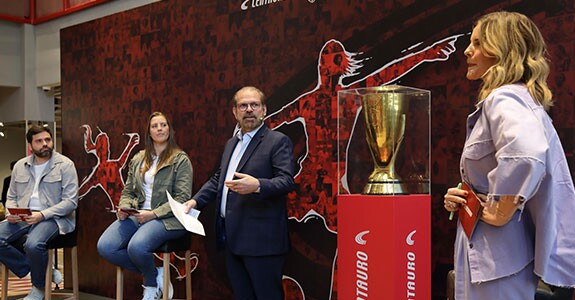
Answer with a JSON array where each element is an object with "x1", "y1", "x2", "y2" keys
[{"x1": 184, "y1": 86, "x2": 295, "y2": 300}]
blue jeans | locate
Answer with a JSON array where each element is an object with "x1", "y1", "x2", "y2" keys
[
  {"x1": 97, "y1": 217, "x2": 186, "y2": 286},
  {"x1": 0, "y1": 219, "x2": 60, "y2": 289}
]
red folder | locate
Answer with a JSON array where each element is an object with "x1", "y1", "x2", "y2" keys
[
  {"x1": 459, "y1": 182, "x2": 483, "y2": 239},
  {"x1": 7, "y1": 207, "x2": 31, "y2": 215},
  {"x1": 118, "y1": 207, "x2": 140, "y2": 215},
  {"x1": 7, "y1": 207, "x2": 32, "y2": 221}
]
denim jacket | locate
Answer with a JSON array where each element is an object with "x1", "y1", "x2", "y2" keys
[
  {"x1": 6, "y1": 152, "x2": 78, "y2": 235},
  {"x1": 458, "y1": 84, "x2": 575, "y2": 286},
  {"x1": 119, "y1": 150, "x2": 193, "y2": 230}
]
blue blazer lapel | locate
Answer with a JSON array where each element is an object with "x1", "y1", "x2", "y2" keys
[
  {"x1": 236, "y1": 126, "x2": 267, "y2": 171},
  {"x1": 222, "y1": 136, "x2": 240, "y2": 173}
]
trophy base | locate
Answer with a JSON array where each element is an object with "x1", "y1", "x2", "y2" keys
[{"x1": 362, "y1": 181, "x2": 409, "y2": 195}]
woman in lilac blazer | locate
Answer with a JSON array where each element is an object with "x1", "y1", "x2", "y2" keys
[{"x1": 444, "y1": 11, "x2": 575, "y2": 299}]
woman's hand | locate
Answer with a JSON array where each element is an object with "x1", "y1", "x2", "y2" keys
[
  {"x1": 480, "y1": 195, "x2": 520, "y2": 226},
  {"x1": 135, "y1": 210, "x2": 156, "y2": 224},
  {"x1": 117, "y1": 209, "x2": 129, "y2": 220},
  {"x1": 183, "y1": 199, "x2": 197, "y2": 213},
  {"x1": 444, "y1": 185, "x2": 468, "y2": 212}
]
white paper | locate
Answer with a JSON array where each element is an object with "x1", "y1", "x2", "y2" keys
[{"x1": 166, "y1": 191, "x2": 205, "y2": 236}]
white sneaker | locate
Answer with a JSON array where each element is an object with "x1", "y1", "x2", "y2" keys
[
  {"x1": 156, "y1": 266, "x2": 174, "y2": 299},
  {"x1": 142, "y1": 285, "x2": 161, "y2": 300},
  {"x1": 23, "y1": 286, "x2": 45, "y2": 300},
  {"x1": 52, "y1": 268, "x2": 63, "y2": 285}
]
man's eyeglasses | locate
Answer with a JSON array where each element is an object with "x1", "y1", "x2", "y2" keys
[{"x1": 236, "y1": 103, "x2": 262, "y2": 112}]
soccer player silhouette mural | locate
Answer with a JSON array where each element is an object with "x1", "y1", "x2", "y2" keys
[{"x1": 78, "y1": 125, "x2": 140, "y2": 210}]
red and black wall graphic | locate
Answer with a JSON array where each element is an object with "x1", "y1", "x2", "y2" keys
[{"x1": 61, "y1": 0, "x2": 575, "y2": 299}]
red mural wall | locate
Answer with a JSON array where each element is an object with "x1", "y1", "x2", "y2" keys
[{"x1": 60, "y1": 0, "x2": 575, "y2": 299}]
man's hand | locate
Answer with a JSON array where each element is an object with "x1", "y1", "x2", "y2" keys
[
  {"x1": 225, "y1": 172, "x2": 260, "y2": 195},
  {"x1": 24, "y1": 212, "x2": 45, "y2": 225},
  {"x1": 183, "y1": 199, "x2": 197, "y2": 214},
  {"x1": 6, "y1": 214, "x2": 23, "y2": 224}
]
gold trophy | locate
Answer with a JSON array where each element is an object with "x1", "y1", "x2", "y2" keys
[{"x1": 362, "y1": 85, "x2": 408, "y2": 194}]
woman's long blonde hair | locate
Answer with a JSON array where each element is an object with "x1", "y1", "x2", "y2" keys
[
  {"x1": 141, "y1": 111, "x2": 181, "y2": 179},
  {"x1": 475, "y1": 11, "x2": 553, "y2": 109}
]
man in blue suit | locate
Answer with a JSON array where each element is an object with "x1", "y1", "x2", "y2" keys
[{"x1": 184, "y1": 86, "x2": 295, "y2": 300}]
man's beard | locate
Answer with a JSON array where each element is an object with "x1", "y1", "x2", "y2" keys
[
  {"x1": 240, "y1": 115, "x2": 262, "y2": 131},
  {"x1": 33, "y1": 146, "x2": 53, "y2": 158}
]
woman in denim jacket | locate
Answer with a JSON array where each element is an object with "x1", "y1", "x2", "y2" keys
[
  {"x1": 443, "y1": 12, "x2": 575, "y2": 299},
  {"x1": 98, "y1": 112, "x2": 193, "y2": 300}
]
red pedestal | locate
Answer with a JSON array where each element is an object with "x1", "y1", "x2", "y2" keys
[{"x1": 338, "y1": 194, "x2": 430, "y2": 300}]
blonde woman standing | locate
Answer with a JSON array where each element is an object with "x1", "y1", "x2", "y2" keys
[{"x1": 444, "y1": 11, "x2": 575, "y2": 299}]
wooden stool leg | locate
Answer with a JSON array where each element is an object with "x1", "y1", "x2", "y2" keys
[
  {"x1": 45, "y1": 249, "x2": 54, "y2": 300},
  {"x1": 71, "y1": 246, "x2": 79, "y2": 299},
  {"x1": 162, "y1": 253, "x2": 169, "y2": 300},
  {"x1": 185, "y1": 250, "x2": 191, "y2": 300},
  {"x1": 1, "y1": 264, "x2": 9, "y2": 300},
  {"x1": 116, "y1": 267, "x2": 123, "y2": 300}
]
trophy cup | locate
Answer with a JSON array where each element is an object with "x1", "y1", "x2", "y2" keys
[
  {"x1": 337, "y1": 85, "x2": 430, "y2": 195},
  {"x1": 361, "y1": 85, "x2": 408, "y2": 194}
]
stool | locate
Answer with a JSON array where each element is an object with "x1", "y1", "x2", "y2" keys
[
  {"x1": 1, "y1": 235, "x2": 26, "y2": 300},
  {"x1": 0, "y1": 229, "x2": 78, "y2": 300},
  {"x1": 0, "y1": 263, "x2": 8, "y2": 300},
  {"x1": 446, "y1": 269, "x2": 455, "y2": 300},
  {"x1": 116, "y1": 234, "x2": 192, "y2": 300},
  {"x1": 45, "y1": 228, "x2": 79, "y2": 300}
]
